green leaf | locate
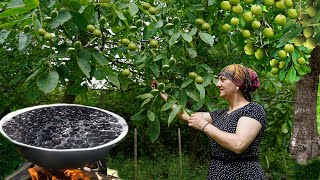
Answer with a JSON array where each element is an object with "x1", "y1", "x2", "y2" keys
[
  {"x1": 134, "y1": 54, "x2": 147, "y2": 65},
  {"x1": 106, "y1": 74, "x2": 120, "y2": 88},
  {"x1": 208, "y1": 0, "x2": 215, "y2": 6},
  {"x1": 24, "y1": 0, "x2": 40, "y2": 7},
  {"x1": 199, "y1": 32, "x2": 214, "y2": 46},
  {"x1": 131, "y1": 108, "x2": 146, "y2": 121},
  {"x1": 147, "y1": 110, "x2": 155, "y2": 121},
  {"x1": 77, "y1": 50, "x2": 91, "y2": 78},
  {"x1": 50, "y1": 11, "x2": 72, "y2": 29},
  {"x1": 26, "y1": 88, "x2": 41, "y2": 101},
  {"x1": 212, "y1": 76, "x2": 218, "y2": 85},
  {"x1": 294, "y1": 64, "x2": 307, "y2": 76},
  {"x1": 0, "y1": 18, "x2": 27, "y2": 28},
  {"x1": 199, "y1": 64, "x2": 213, "y2": 73},
  {"x1": 285, "y1": 65, "x2": 296, "y2": 83},
  {"x1": 128, "y1": 3, "x2": 139, "y2": 16},
  {"x1": 265, "y1": 155, "x2": 270, "y2": 169},
  {"x1": 104, "y1": 68, "x2": 120, "y2": 89},
  {"x1": 278, "y1": 69, "x2": 286, "y2": 81},
  {"x1": 161, "y1": 99, "x2": 176, "y2": 111},
  {"x1": 25, "y1": 67, "x2": 42, "y2": 82},
  {"x1": 196, "y1": 83, "x2": 205, "y2": 99},
  {"x1": 282, "y1": 21, "x2": 297, "y2": 34},
  {"x1": 168, "y1": 106, "x2": 180, "y2": 126},
  {"x1": 148, "y1": 119, "x2": 160, "y2": 143},
  {"x1": 94, "y1": 69, "x2": 107, "y2": 80},
  {"x1": 7, "y1": 0, "x2": 25, "y2": 8},
  {"x1": 192, "y1": 98, "x2": 204, "y2": 111},
  {"x1": 154, "y1": 20, "x2": 163, "y2": 29},
  {"x1": 83, "y1": 4, "x2": 95, "y2": 20},
  {"x1": 9, "y1": 76, "x2": 24, "y2": 86},
  {"x1": 37, "y1": 71, "x2": 59, "y2": 93},
  {"x1": 169, "y1": 32, "x2": 181, "y2": 46},
  {"x1": 294, "y1": 74, "x2": 300, "y2": 82},
  {"x1": 188, "y1": 27, "x2": 197, "y2": 36},
  {"x1": 141, "y1": 98, "x2": 151, "y2": 107},
  {"x1": 18, "y1": 32, "x2": 28, "y2": 51},
  {"x1": 291, "y1": 49, "x2": 299, "y2": 64},
  {"x1": 204, "y1": 97, "x2": 217, "y2": 111},
  {"x1": 136, "y1": 93, "x2": 153, "y2": 99},
  {"x1": 32, "y1": 13, "x2": 41, "y2": 29},
  {"x1": 120, "y1": 76, "x2": 129, "y2": 91},
  {"x1": 115, "y1": 9, "x2": 126, "y2": 20},
  {"x1": 149, "y1": 61, "x2": 160, "y2": 77},
  {"x1": 186, "y1": 47, "x2": 197, "y2": 58},
  {"x1": 67, "y1": 82, "x2": 88, "y2": 95},
  {"x1": 91, "y1": 51, "x2": 108, "y2": 65},
  {"x1": 181, "y1": 79, "x2": 193, "y2": 88},
  {"x1": 0, "y1": 29, "x2": 10, "y2": 44},
  {"x1": 203, "y1": 73, "x2": 213, "y2": 87},
  {"x1": 186, "y1": 91, "x2": 199, "y2": 101},
  {"x1": 181, "y1": 32, "x2": 192, "y2": 43},
  {"x1": 154, "y1": 54, "x2": 166, "y2": 61},
  {"x1": 277, "y1": 26, "x2": 303, "y2": 48},
  {"x1": 271, "y1": 78, "x2": 282, "y2": 88},
  {"x1": 70, "y1": 11, "x2": 88, "y2": 31},
  {"x1": 0, "y1": 0, "x2": 38, "y2": 19},
  {"x1": 262, "y1": 6, "x2": 268, "y2": 12}
]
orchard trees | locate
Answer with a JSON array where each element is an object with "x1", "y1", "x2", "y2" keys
[
  {"x1": 0, "y1": 0, "x2": 319, "y2": 164},
  {"x1": 216, "y1": 0, "x2": 320, "y2": 165}
]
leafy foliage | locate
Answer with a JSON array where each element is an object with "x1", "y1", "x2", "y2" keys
[
  {"x1": 0, "y1": 0, "x2": 318, "y2": 139},
  {"x1": 0, "y1": 134, "x2": 24, "y2": 179},
  {"x1": 0, "y1": 0, "x2": 320, "y2": 178}
]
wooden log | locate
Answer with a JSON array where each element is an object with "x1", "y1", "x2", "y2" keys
[{"x1": 134, "y1": 128, "x2": 138, "y2": 180}]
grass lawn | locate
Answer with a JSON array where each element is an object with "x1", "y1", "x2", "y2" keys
[{"x1": 107, "y1": 153, "x2": 209, "y2": 180}]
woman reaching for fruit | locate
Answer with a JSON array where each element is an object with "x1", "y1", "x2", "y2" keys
[{"x1": 154, "y1": 64, "x2": 266, "y2": 179}]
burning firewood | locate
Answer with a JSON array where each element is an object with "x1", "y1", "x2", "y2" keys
[
  {"x1": 65, "y1": 169, "x2": 92, "y2": 180},
  {"x1": 28, "y1": 168, "x2": 39, "y2": 180}
]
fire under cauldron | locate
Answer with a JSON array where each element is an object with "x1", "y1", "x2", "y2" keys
[{"x1": 0, "y1": 104, "x2": 128, "y2": 170}]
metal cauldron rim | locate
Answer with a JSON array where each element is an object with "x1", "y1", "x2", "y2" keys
[{"x1": 0, "y1": 103, "x2": 129, "y2": 152}]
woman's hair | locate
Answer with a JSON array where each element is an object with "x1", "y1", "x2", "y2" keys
[{"x1": 218, "y1": 64, "x2": 260, "y2": 102}]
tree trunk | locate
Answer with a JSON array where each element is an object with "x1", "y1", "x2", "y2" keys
[
  {"x1": 61, "y1": 80, "x2": 76, "y2": 104},
  {"x1": 290, "y1": 46, "x2": 320, "y2": 164}
]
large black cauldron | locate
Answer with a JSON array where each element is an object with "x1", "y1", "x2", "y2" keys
[{"x1": 0, "y1": 104, "x2": 128, "y2": 169}]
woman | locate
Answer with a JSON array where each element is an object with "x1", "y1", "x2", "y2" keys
[{"x1": 158, "y1": 64, "x2": 266, "y2": 179}]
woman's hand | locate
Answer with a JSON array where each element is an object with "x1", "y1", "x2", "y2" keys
[
  {"x1": 188, "y1": 113, "x2": 210, "y2": 131},
  {"x1": 151, "y1": 79, "x2": 168, "y2": 101}
]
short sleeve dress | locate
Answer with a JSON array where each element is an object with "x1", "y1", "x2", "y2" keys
[{"x1": 207, "y1": 102, "x2": 267, "y2": 180}]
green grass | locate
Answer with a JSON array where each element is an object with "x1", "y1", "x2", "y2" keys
[
  {"x1": 107, "y1": 153, "x2": 209, "y2": 180},
  {"x1": 0, "y1": 134, "x2": 24, "y2": 180}
]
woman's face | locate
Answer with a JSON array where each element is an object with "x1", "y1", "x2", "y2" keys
[{"x1": 216, "y1": 76, "x2": 238, "y2": 98}]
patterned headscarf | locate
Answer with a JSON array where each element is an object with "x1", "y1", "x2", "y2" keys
[{"x1": 218, "y1": 64, "x2": 260, "y2": 92}]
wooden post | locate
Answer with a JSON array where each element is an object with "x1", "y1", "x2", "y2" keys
[
  {"x1": 178, "y1": 128, "x2": 182, "y2": 179},
  {"x1": 134, "y1": 128, "x2": 138, "y2": 180}
]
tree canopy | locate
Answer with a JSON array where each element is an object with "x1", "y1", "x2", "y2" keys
[{"x1": 0, "y1": 0, "x2": 319, "y2": 164}]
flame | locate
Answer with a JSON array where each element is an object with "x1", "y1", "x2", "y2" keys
[
  {"x1": 28, "y1": 166, "x2": 58, "y2": 180},
  {"x1": 28, "y1": 165, "x2": 91, "y2": 180},
  {"x1": 28, "y1": 168, "x2": 39, "y2": 180},
  {"x1": 64, "y1": 169, "x2": 92, "y2": 180}
]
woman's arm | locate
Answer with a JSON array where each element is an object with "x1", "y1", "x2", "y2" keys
[
  {"x1": 188, "y1": 114, "x2": 262, "y2": 154},
  {"x1": 159, "y1": 92, "x2": 190, "y2": 122}
]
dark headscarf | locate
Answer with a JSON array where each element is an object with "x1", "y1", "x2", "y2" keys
[{"x1": 218, "y1": 64, "x2": 260, "y2": 101}]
